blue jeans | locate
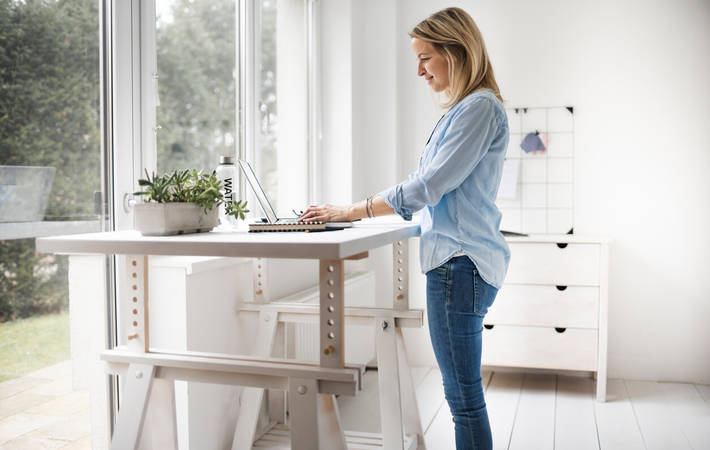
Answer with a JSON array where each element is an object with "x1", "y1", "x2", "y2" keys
[{"x1": 426, "y1": 256, "x2": 498, "y2": 450}]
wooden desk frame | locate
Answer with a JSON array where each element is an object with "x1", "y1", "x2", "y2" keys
[{"x1": 38, "y1": 224, "x2": 425, "y2": 450}]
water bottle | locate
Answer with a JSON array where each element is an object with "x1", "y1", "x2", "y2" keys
[{"x1": 216, "y1": 156, "x2": 238, "y2": 226}]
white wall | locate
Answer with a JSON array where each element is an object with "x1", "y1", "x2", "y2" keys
[{"x1": 332, "y1": 0, "x2": 710, "y2": 383}]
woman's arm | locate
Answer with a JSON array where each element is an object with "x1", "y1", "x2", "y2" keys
[
  {"x1": 299, "y1": 195, "x2": 394, "y2": 223},
  {"x1": 379, "y1": 97, "x2": 499, "y2": 220}
]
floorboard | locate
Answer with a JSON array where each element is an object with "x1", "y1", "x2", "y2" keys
[
  {"x1": 485, "y1": 371, "x2": 524, "y2": 450},
  {"x1": 625, "y1": 379, "x2": 691, "y2": 450},
  {"x1": 507, "y1": 373, "x2": 556, "y2": 450},
  {"x1": 423, "y1": 400, "x2": 455, "y2": 450},
  {"x1": 696, "y1": 384, "x2": 710, "y2": 405},
  {"x1": 410, "y1": 366, "x2": 432, "y2": 390},
  {"x1": 554, "y1": 375, "x2": 599, "y2": 450},
  {"x1": 594, "y1": 379, "x2": 645, "y2": 450},
  {"x1": 338, "y1": 369, "x2": 380, "y2": 433},
  {"x1": 416, "y1": 367, "x2": 446, "y2": 434},
  {"x1": 660, "y1": 382, "x2": 710, "y2": 450}
]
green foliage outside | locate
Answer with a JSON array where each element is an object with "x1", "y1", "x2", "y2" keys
[
  {"x1": 0, "y1": 0, "x2": 247, "y2": 322},
  {"x1": 156, "y1": 0, "x2": 237, "y2": 174},
  {"x1": 0, "y1": 0, "x2": 99, "y2": 322},
  {"x1": 0, "y1": 311, "x2": 70, "y2": 382}
]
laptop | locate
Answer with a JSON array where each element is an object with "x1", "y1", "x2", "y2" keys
[{"x1": 237, "y1": 159, "x2": 352, "y2": 232}]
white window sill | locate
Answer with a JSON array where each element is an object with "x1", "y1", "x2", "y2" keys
[{"x1": 0, "y1": 220, "x2": 101, "y2": 241}]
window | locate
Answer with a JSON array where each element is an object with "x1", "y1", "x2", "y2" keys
[
  {"x1": 155, "y1": 0, "x2": 238, "y2": 174},
  {"x1": 150, "y1": 0, "x2": 315, "y2": 217},
  {"x1": 0, "y1": 0, "x2": 102, "y2": 441},
  {"x1": 250, "y1": 0, "x2": 310, "y2": 214}
]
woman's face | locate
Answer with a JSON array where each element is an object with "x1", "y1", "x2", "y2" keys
[{"x1": 412, "y1": 38, "x2": 449, "y2": 93}]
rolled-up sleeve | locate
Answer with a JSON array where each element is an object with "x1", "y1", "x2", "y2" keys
[{"x1": 379, "y1": 97, "x2": 499, "y2": 221}]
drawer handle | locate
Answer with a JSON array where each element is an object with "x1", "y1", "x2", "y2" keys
[
  {"x1": 556, "y1": 285, "x2": 568, "y2": 291},
  {"x1": 556, "y1": 243, "x2": 568, "y2": 249},
  {"x1": 483, "y1": 324, "x2": 494, "y2": 330},
  {"x1": 555, "y1": 327, "x2": 567, "y2": 333}
]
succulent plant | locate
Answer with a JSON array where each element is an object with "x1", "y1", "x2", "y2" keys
[{"x1": 134, "y1": 169, "x2": 249, "y2": 220}]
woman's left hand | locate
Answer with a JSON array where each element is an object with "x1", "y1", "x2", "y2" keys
[{"x1": 299, "y1": 204, "x2": 351, "y2": 223}]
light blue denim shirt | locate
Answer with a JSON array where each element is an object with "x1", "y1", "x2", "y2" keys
[{"x1": 379, "y1": 89, "x2": 510, "y2": 289}]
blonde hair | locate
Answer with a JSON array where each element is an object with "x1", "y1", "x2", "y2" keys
[{"x1": 410, "y1": 7, "x2": 503, "y2": 108}]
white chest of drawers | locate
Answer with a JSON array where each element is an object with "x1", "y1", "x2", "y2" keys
[{"x1": 481, "y1": 235, "x2": 610, "y2": 401}]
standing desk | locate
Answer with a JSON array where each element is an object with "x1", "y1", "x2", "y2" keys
[{"x1": 37, "y1": 222, "x2": 425, "y2": 450}]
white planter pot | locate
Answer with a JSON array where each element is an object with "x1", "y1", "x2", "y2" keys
[{"x1": 134, "y1": 202, "x2": 219, "y2": 236}]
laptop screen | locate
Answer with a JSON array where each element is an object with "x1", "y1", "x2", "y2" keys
[{"x1": 237, "y1": 160, "x2": 278, "y2": 223}]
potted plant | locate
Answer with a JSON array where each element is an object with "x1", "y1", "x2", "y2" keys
[{"x1": 133, "y1": 169, "x2": 248, "y2": 236}]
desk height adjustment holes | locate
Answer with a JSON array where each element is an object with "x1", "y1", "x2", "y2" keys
[
  {"x1": 327, "y1": 332, "x2": 335, "y2": 339},
  {"x1": 132, "y1": 321, "x2": 138, "y2": 327},
  {"x1": 328, "y1": 292, "x2": 334, "y2": 299},
  {"x1": 132, "y1": 309, "x2": 138, "y2": 315},
  {"x1": 132, "y1": 273, "x2": 137, "y2": 278},
  {"x1": 328, "y1": 306, "x2": 334, "y2": 313},
  {"x1": 132, "y1": 297, "x2": 137, "y2": 303},
  {"x1": 398, "y1": 286, "x2": 403, "y2": 291},
  {"x1": 398, "y1": 276, "x2": 403, "y2": 282},
  {"x1": 327, "y1": 279, "x2": 334, "y2": 286},
  {"x1": 327, "y1": 319, "x2": 334, "y2": 326},
  {"x1": 327, "y1": 265, "x2": 335, "y2": 272},
  {"x1": 131, "y1": 260, "x2": 137, "y2": 266},
  {"x1": 132, "y1": 285, "x2": 137, "y2": 291}
]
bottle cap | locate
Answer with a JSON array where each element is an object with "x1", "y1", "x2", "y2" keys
[{"x1": 219, "y1": 156, "x2": 235, "y2": 164}]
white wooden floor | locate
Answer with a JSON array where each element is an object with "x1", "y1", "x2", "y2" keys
[{"x1": 338, "y1": 367, "x2": 710, "y2": 450}]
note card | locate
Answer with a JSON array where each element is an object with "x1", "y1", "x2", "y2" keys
[{"x1": 498, "y1": 159, "x2": 520, "y2": 200}]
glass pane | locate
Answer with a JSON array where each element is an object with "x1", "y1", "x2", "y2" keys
[
  {"x1": 0, "y1": 0, "x2": 100, "y2": 444},
  {"x1": 255, "y1": 0, "x2": 308, "y2": 215},
  {"x1": 155, "y1": 0, "x2": 237, "y2": 175}
]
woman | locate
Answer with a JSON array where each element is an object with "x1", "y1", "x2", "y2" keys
[{"x1": 300, "y1": 7, "x2": 509, "y2": 449}]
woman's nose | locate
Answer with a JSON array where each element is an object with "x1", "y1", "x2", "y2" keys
[{"x1": 417, "y1": 63, "x2": 426, "y2": 77}]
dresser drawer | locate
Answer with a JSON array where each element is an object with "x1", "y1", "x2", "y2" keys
[
  {"x1": 506, "y1": 243, "x2": 600, "y2": 285},
  {"x1": 486, "y1": 285, "x2": 599, "y2": 329},
  {"x1": 481, "y1": 325, "x2": 598, "y2": 371}
]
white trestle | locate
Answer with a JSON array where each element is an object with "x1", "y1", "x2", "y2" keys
[{"x1": 36, "y1": 222, "x2": 423, "y2": 450}]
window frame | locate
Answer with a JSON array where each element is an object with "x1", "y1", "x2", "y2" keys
[{"x1": 239, "y1": 0, "x2": 323, "y2": 206}]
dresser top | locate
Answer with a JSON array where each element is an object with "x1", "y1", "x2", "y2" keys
[{"x1": 505, "y1": 234, "x2": 611, "y2": 244}]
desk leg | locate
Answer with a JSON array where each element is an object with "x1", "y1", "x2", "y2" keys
[
  {"x1": 376, "y1": 315, "x2": 405, "y2": 450},
  {"x1": 125, "y1": 255, "x2": 149, "y2": 353},
  {"x1": 289, "y1": 378, "x2": 346, "y2": 450},
  {"x1": 232, "y1": 310, "x2": 279, "y2": 450},
  {"x1": 112, "y1": 363, "x2": 155, "y2": 449},
  {"x1": 320, "y1": 260, "x2": 344, "y2": 368},
  {"x1": 118, "y1": 256, "x2": 178, "y2": 449},
  {"x1": 396, "y1": 328, "x2": 426, "y2": 449},
  {"x1": 393, "y1": 239, "x2": 409, "y2": 311},
  {"x1": 139, "y1": 379, "x2": 178, "y2": 450}
]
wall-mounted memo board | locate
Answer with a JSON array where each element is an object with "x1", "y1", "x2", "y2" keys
[{"x1": 496, "y1": 106, "x2": 575, "y2": 235}]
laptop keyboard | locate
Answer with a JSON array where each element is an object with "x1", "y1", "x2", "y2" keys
[{"x1": 277, "y1": 220, "x2": 323, "y2": 225}]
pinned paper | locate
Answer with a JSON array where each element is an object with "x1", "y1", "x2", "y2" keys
[
  {"x1": 521, "y1": 132, "x2": 546, "y2": 154},
  {"x1": 497, "y1": 159, "x2": 520, "y2": 200}
]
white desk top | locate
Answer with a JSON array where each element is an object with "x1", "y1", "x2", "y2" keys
[{"x1": 36, "y1": 220, "x2": 421, "y2": 260}]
